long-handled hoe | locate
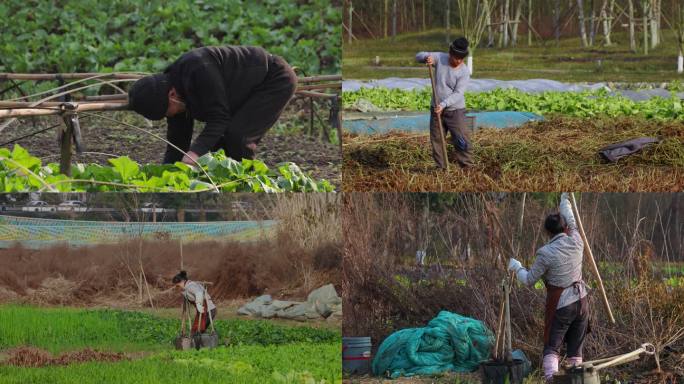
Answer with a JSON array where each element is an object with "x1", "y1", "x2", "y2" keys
[{"x1": 427, "y1": 63, "x2": 449, "y2": 170}]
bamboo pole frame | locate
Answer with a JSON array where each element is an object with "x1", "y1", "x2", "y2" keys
[
  {"x1": 0, "y1": 73, "x2": 341, "y2": 83},
  {"x1": 570, "y1": 193, "x2": 616, "y2": 324},
  {"x1": 0, "y1": 102, "x2": 128, "y2": 118}
]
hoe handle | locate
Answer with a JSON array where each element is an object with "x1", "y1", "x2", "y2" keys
[
  {"x1": 427, "y1": 63, "x2": 449, "y2": 170},
  {"x1": 569, "y1": 193, "x2": 616, "y2": 324}
]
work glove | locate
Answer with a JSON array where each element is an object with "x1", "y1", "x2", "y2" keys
[
  {"x1": 197, "y1": 305, "x2": 205, "y2": 314},
  {"x1": 507, "y1": 258, "x2": 522, "y2": 273}
]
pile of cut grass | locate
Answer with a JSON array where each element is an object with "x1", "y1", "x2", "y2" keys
[{"x1": 343, "y1": 116, "x2": 684, "y2": 192}]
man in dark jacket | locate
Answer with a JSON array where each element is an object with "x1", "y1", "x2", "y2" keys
[{"x1": 128, "y1": 45, "x2": 297, "y2": 164}]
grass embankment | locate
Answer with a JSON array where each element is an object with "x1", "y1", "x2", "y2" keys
[
  {"x1": 344, "y1": 29, "x2": 684, "y2": 82},
  {"x1": 343, "y1": 116, "x2": 684, "y2": 192},
  {"x1": 0, "y1": 306, "x2": 341, "y2": 383}
]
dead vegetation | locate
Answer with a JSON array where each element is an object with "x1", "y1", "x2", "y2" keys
[
  {"x1": 0, "y1": 194, "x2": 342, "y2": 308},
  {"x1": 0, "y1": 236, "x2": 341, "y2": 308},
  {"x1": 342, "y1": 193, "x2": 684, "y2": 381},
  {"x1": 343, "y1": 117, "x2": 684, "y2": 192}
]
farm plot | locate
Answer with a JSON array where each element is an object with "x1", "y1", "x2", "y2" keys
[
  {"x1": 342, "y1": 87, "x2": 684, "y2": 192},
  {"x1": 0, "y1": 0, "x2": 343, "y2": 191},
  {"x1": 0, "y1": 306, "x2": 341, "y2": 384}
]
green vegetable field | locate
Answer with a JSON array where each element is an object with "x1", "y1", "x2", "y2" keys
[
  {"x1": 343, "y1": 88, "x2": 684, "y2": 120},
  {"x1": 0, "y1": 0, "x2": 340, "y2": 75},
  {"x1": 0, "y1": 145, "x2": 334, "y2": 192},
  {"x1": 0, "y1": 306, "x2": 341, "y2": 383}
]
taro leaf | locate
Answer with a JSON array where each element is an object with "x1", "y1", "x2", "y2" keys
[
  {"x1": 10, "y1": 144, "x2": 41, "y2": 171},
  {"x1": 109, "y1": 156, "x2": 140, "y2": 182},
  {"x1": 190, "y1": 180, "x2": 215, "y2": 191},
  {"x1": 173, "y1": 162, "x2": 194, "y2": 174},
  {"x1": 251, "y1": 160, "x2": 269, "y2": 175},
  {"x1": 162, "y1": 170, "x2": 191, "y2": 190},
  {"x1": 80, "y1": 164, "x2": 116, "y2": 181}
]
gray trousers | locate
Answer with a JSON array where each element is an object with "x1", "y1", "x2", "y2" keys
[{"x1": 429, "y1": 107, "x2": 472, "y2": 168}]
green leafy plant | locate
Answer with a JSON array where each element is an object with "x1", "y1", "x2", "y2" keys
[
  {"x1": 342, "y1": 87, "x2": 684, "y2": 120},
  {"x1": 0, "y1": 0, "x2": 340, "y2": 76},
  {"x1": 0, "y1": 145, "x2": 334, "y2": 192}
]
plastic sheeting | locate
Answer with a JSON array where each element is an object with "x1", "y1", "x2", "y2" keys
[
  {"x1": 343, "y1": 78, "x2": 684, "y2": 101},
  {"x1": 343, "y1": 111, "x2": 543, "y2": 134},
  {"x1": 371, "y1": 311, "x2": 494, "y2": 378},
  {"x1": 237, "y1": 284, "x2": 342, "y2": 322}
]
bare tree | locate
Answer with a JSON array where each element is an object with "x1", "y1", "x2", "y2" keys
[
  {"x1": 628, "y1": 0, "x2": 637, "y2": 51},
  {"x1": 674, "y1": 1, "x2": 684, "y2": 73},
  {"x1": 392, "y1": 0, "x2": 398, "y2": 41},
  {"x1": 445, "y1": 0, "x2": 450, "y2": 43},
  {"x1": 457, "y1": 0, "x2": 490, "y2": 73},
  {"x1": 554, "y1": 0, "x2": 562, "y2": 45},
  {"x1": 600, "y1": 0, "x2": 614, "y2": 46},
  {"x1": 511, "y1": 0, "x2": 524, "y2": 47},
  {"x1": 503, "y1": 0, "x2": 510, "y2": 47},
  {"x1": 589, "y1": 0, "x2": 597, "y2": 46},
  {"x1": 650, "y1": 0, "x2": 660, "y2": 48},
  {"x1": 642, "y1": 0, "x2": 649, "y2": 54},
  {"x1": 577, "y1": 0, "x2": 589, "y2": 47},
  {"x1": 528, "y1": 0, "x2": 533, "y2": 46}
]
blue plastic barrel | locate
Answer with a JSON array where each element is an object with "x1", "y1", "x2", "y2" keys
[{"x1": 343, "y1": 336, "x2": 372, "y2": 375}]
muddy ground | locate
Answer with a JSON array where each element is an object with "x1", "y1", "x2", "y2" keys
[{"x1": 1, "y1": 107, "x2": 341, "y2": 187}]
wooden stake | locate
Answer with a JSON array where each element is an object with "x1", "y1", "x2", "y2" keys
[
  {"x1": 570, "y1": 193, "x2": 616, "y2": 324},
  {"x1": 59, "y1": 108, "x2": 75, "y2": 176},
  {"x1": 427, "y1": 63, "x2": 449, "y2": 170}
]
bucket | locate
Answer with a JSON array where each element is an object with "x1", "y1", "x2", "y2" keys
[
  {"x1": 342, "y1": 337, "x2": 372, "y2": 375},
  {"x1": 480, "y1": 359, "x2": 526, "y2": 384},
  {"x1": 552, "y1": 365, "x2": 600, "y2": 384},
  {"x1": 197, "y1": 332, "x2": 219, "y2": 349},
  {"x1": 174, "y1": 335, "x2": 194, "y2": 351}
]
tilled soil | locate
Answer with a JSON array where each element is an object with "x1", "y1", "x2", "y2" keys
[
  {"x1": 5, "y1": 347, "x2": 128, "y2": 367},
  {"x1": 1, "y1": 112, "x2": 341, "y2": 187}
]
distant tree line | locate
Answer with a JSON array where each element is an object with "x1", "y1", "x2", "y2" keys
[{"x1": 344, "y1": 1, "x2": 683, "y2": 58}]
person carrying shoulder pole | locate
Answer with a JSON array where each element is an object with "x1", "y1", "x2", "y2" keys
[
  {"x1": 507, "y1": 193, "x2": 591, "y2": 382},
  {"x1": 172, "y1": 270, "x2": 217, "y2": 334},
  {"x1": 415, "y1": 37, "x2": 472, "y2": 169}
]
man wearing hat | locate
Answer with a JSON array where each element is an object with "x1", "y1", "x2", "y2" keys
[
  {"x1": 128, "y1": 45, "x2": 297, "y2": 165},
  {"x1": 415, "y1": 37, "x2": 472, "y2": 169}
]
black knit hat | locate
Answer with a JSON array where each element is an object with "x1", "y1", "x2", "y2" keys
[
  {"x1": 128, "y1": 74, "x2": 171, "y2": 120},
  {"x1": 449, "y1": 37, "x2": 469, "y2": 58}
]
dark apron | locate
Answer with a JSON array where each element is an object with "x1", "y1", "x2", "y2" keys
[{"x1": 544, "y1": 281, "x2": 589, "y2": 344}]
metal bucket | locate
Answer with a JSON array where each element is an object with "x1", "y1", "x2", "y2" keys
[
  {"x1": 174, "y1": 335, "x2": 194, "y2": 351},
  {"x1": 480, "y1": 359, "x2": 526, "y2": 384},
  {"x1": 552, "y1": 365, "x2": 600, "y2": 384},
  {"x1": 342, "y1": 336, "x2": 372, "y2": 375},
  {"x1": 197, "y1": 332, "x2": 219, "y2": 349}
]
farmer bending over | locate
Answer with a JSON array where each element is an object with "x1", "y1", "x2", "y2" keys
[
  {"x1": 507, "y1": 193, "x2": 590, "y2": 382},
  {"x1": 128, "y1": 45, "x2": 297, "y2": 165},
  {"x1": 173, "y1": 270, "x2": 217, "y2": 333},
  {"x1": 415, "y1": 37, "x2": 472, "y2": 169}
]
